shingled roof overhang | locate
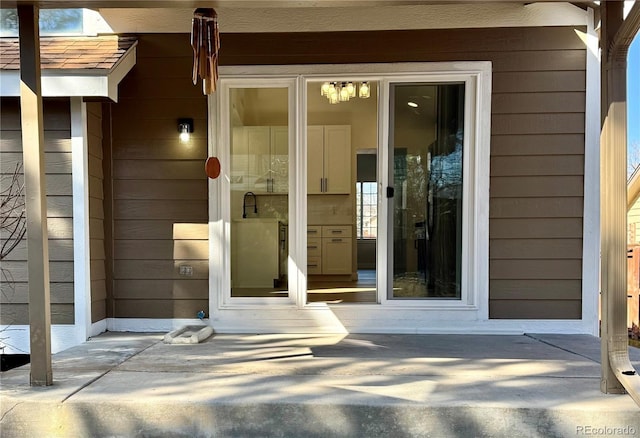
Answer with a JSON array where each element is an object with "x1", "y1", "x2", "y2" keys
[{"x1": 0, "y1": 35, "x2": 137, "y2": 101}]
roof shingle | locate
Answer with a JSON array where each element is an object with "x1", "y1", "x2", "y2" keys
[{"x1": 0, "y1": 35, "x2": 137, "y2": 71}]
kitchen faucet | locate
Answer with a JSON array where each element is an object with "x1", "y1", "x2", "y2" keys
[{"x1": 242, "y1": 191, "x2": 258, "y2": 218}]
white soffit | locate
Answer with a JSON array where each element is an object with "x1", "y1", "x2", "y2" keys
[
  {"x1": 99, "y1": 2, "x2": 587, "y2": 34},
  {"x1": 0, "y1": 45, "x2": 136, "y2": 101}
]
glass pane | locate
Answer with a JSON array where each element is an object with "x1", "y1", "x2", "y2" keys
[
  {"x1": 306, "y1": 81, "x2": 378, "y2": 304},
  {"x1": 390, "y1": 83, "x2": 464, "y2": 299},
  {"x1": 229, "y1": 88, "x2": 289, "y2": 297}
]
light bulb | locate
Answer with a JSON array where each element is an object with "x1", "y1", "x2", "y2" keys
[
  {"x1": 346, "y1": 82, "x2": 356, "y2": 98},
  {"x1": 339, "y1": 85, "x2": 350, "y2": 102},
  {"x1": 179, "y1": 124, "x2": 190, "y2": 143},
  {"x1": 359, "y1": 82, "x2": 370, "y2": 98},
  {"x1": 321, "y1": 82, "x2": 330, "y2": 96},
  {"x1": 329, "y1": 91, "x2": 339, "y2": 104}
]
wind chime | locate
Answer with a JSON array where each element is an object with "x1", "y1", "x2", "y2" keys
[
  {"x1": 191, "y1": 8, "x2": 220, "y2": 95},
  {"x1": 191, "y1": 8, "x2": 222, "y2": 179}
]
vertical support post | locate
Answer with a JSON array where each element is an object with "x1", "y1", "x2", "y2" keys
[
  {"x1": 18, "y1": 4, "x2": 53, "y2": 386},
  {"x1": 600, "y1": 1, "x2": 626, "y2": 395}
]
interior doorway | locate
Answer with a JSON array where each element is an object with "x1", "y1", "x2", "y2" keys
[{"x1": 305, "y1": 80, "x2": 379, "y2": 304}]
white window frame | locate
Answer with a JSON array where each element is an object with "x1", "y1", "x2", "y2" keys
[{"x1": 209, "y1": 62, "x2": 491, "y2": 326}]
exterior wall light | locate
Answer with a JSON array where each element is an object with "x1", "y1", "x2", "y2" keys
[{"x1": 178, "y1": 118, "x2": 194, "y2": 143}]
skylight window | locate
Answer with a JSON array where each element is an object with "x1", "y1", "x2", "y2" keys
[{"x1": 0, "y1": 9, "x2": 112, "y2": 37}]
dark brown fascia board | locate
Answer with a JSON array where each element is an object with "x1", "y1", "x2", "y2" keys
[{"x1": 0, "y1": 0, "x2": 603, "y2": 9}]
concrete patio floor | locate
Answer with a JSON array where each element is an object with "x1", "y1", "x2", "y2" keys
[{"x1": 1, "y1": 332, "x2": 640, "y2": 437}]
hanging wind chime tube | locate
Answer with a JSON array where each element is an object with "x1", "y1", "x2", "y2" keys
[{"x1": 191, "y1": 8, "x2": 220, "y2": 95}]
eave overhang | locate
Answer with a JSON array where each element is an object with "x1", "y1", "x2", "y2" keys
[{"x1": 0, "y1": 38, "x2": 136, "y2": 101}]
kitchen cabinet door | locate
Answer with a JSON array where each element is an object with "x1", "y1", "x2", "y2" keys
[
  {"x1": 270, "y1": 126, "x2": 289, "y2": 193},
  {"x1": 324, "y1": 125, "x2": 351, "y2": 194},
  {"x1": 307, "y1": 126, "x2": 325, "y2": 194},
  {"x1": 246, "y1": 126, "x2": 271, "y2": 192},
  {"x1": 322, "y1": 236, "x2": 352, "y2": 275}
]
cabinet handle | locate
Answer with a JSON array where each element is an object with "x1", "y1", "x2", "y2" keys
[
  {"x1": 331, "y1": 230, "x2": 343, "y2": 234},
  {"x1": 332, "y1": 238, "x2": 343, "y2": 242},
  {"x1": 308, "y1": 264, "x2": 318, "y2": 268},
  {"x1": 307, "y1": 245, "x2": 318, "y2": 249},
  {"x1": 324, "y1": 177, "x2": 328, "y2": 192},
  {"x1": 308, "y1": 230, "x2": 318, "y2": 234},
  {"x1": 320, "y1": 178, "x2": 323, "y2": 192}
]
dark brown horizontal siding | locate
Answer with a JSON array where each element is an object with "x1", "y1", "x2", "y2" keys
[
  {"x1": 109, "y1": 35, "x2": 209, "y2": 319},
  {"x1": 108, "y1": 27, "x2": 586, "y2": 320},
  {"x1": 0, "y1": 98, "x2": 75, "y2": 325}
]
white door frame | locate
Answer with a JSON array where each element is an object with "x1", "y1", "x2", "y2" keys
[{"x1": 208, "y1": 62, "x2": 492, "y2": 333}]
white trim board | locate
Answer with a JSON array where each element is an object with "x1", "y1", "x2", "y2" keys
[
  {"x1": 209, "y1": 62, "x2": 491, "y2": 329},
  {"x1": 581, "y1": 7, "x2": 601, "y2": 337},
  {"x1": 101, "y1": 3, "x2": 587, "y2": 34}
]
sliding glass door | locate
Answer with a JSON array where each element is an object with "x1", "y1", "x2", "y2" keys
[{"x1": 388, "y1": 82, "x2": 465, "y2": 300}]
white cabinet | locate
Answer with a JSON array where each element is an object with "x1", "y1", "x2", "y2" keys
[
  {"x1": 231, "y1": 126, "x2": 288, "y2": 193},
  {"x1": 307, "y1": 125, "x2": 351, "y2": 194},
  {"x1": 307, "y1": 225, "x2": 352, "y2": 275},
  {"x1": 232, "y1": 219, "x2": 280, "y2": 288}
]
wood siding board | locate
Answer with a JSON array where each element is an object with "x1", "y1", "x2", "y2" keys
[
  {"x1": 114, "y1": 239, "x2": 208, "y2": 260},
  {"x1": 113, "y1": 200, "x2": 208, "y2": 221},
  {"x1": 489, "y1": 197, "x2": 584, "y2": 218},
  {"x1": 490, "y1": 134, "x2": 584, "y2": 156},
  {"x1": 113, "y1": 260, "x2": 208, "y2": 280},
  {"x1": 2, "y1": 239, "x2": 73, "y2": 261},
  {"x1": 91, "y1": 280, "x2": 107, "y2": 301},
  {"x1": 89, "y1": 176, "x2": 104, "y2": 200},
  {"x1": 489, "y1": 238, "x2": 583, "y2": 259},
  {"x1": 113, "y1": 299, "x2": 208, "y2": 319},
  {"x1": 91, "y1": 300, "x2": 107, "y2": 323},
  {"x1": 489, "y1": 218, "x2": 584, "y2": 239},
  {"x1": 491, "y1": 92, "x2": 585, "y2": 114},
  {"x1": 3, "y1": 261, "x2": 74, "y2": 283},
  {"x1": 219, "y1": 28, "x2": 587, "y2": 63},
  {"x1": 492, "y1": 113, "x2": 585, "y2": 135},
  {"x1": 490, "y1": 156, "x2": 584, "y2": 176},
  {"x1": 89, "y1": 196, "x2": 105, "y2": 220},
  {"x1": 0, "y1": 131, "x2": 71, "y2": 153},
  {"x1": 490, "y1": 176, "x2": 584, "y2": 197},
  {"x1": 491, "y1": 71, "x2": 585, "y2": 93},
  {"x1": 490, "y1": 259, "x2": 582, "y2": 280},
  {"x1": 1, "y1": 151, "x2": 72, "y2": 174},
  {"x1": 489, "y1": 300, "x2": 581, "y2": 319},
  {"x1": 113, "y1": 160, "x2": 206, "y2": 180},
  {"x1": 89, "y1": 218, "x2": 105, "y2": 240},
  {"x1": 0, "y1": 98, "x2": 71, "y2": 131},
  {"x1": 112, "y1": 98, "x2": 207, "y2": 120},
  {"x1": 46, "y1": 195, "x2": 73, "y2": 217},
  {"x1": 1, "y1": 303, "x2": 74, "y2": 325},
  {"x1": 112, "y1": 279, "x2": 208, "y2": 300},
  {"x1": 490, "y1": 279, "x2": 582, "y2": 300},
  {"x1": 112, "y1": 139, "x2": 208, "y2": 160},
  {"x1": 113, "y1": 180, "x2": 207, "y2": 201},
  {"x1": 1, "y1": 282, "x2": 73, "y2": 304},
  {"x1": 90, "y1": 238, "x2": 106, "y2": 260}
]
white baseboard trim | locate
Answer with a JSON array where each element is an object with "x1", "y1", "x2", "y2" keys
[
  {"x1": 0, "y1": 325, "x2": 81, "y2": 355},
  {"x1": 106, "y1": 318, "x2": 208, "y2": 333},
  {"x1": 90, "y1": 319, "x2": 108, "y2": 337}
]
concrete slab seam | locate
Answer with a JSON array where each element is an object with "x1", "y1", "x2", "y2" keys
[{"x1": 524, "y1": 333, "x2": 601, "y2": 364}]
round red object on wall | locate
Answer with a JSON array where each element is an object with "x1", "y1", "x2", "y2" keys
[{"x1": 205, "y1": 157, "x2": 221, "y2": 179}]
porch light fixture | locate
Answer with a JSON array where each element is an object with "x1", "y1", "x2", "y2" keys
[
  {"x1": 321, "y1": 81, "x2": 371, "y2": 104},
  {"x1": 178, "y1": 118, "x2": 194, "y2": 143}
]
